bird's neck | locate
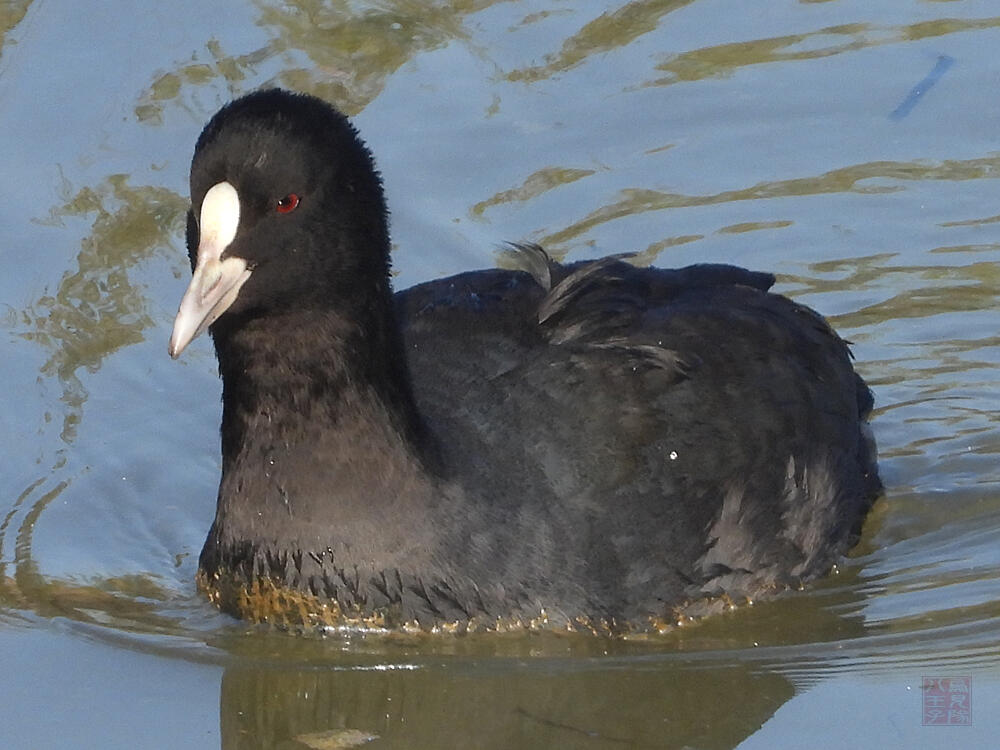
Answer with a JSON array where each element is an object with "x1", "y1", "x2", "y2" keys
[
  {"x1": 211, "y1": 305, "x2": 432, "y2": 481},
  {"x1": 223, "y1": 300, "x2": 419, "y2": 428}
]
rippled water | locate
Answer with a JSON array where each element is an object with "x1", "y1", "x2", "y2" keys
[{"x1": 2, "y1": 1, "x2": 999, "y2": 748}]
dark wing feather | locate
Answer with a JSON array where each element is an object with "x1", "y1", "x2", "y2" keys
[{"x1": 395, "y1": 247, "x2": 875, "y2": 624}]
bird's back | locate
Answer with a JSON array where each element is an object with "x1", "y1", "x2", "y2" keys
[{"x1": 397, "y1": 249, "x2": 879, "y2": 627}]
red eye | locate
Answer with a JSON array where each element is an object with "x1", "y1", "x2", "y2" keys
[{"x1": 276, "y1": 193, "x2": 300, "y2": 214}]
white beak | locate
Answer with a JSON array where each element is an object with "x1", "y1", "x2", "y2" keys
[{"x1": 168, "y1": 181, "x2": 251, "y2": 358}]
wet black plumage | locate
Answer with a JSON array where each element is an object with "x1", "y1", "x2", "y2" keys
[{"x1": 171, "y1": 89, "x2": 881, "y2": 633}]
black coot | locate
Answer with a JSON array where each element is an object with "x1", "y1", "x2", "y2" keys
[{"x1": 169, "y1": 89, "x2": 880, "y2": 634}]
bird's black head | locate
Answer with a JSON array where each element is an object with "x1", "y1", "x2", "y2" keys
[{"x1": 169, "y1": 89, "x2": 391, "y2": 358}]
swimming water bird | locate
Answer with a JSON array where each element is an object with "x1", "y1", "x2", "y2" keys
[{"x1": 169, "y1": 89, "x2": 880, "y2": 634}]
